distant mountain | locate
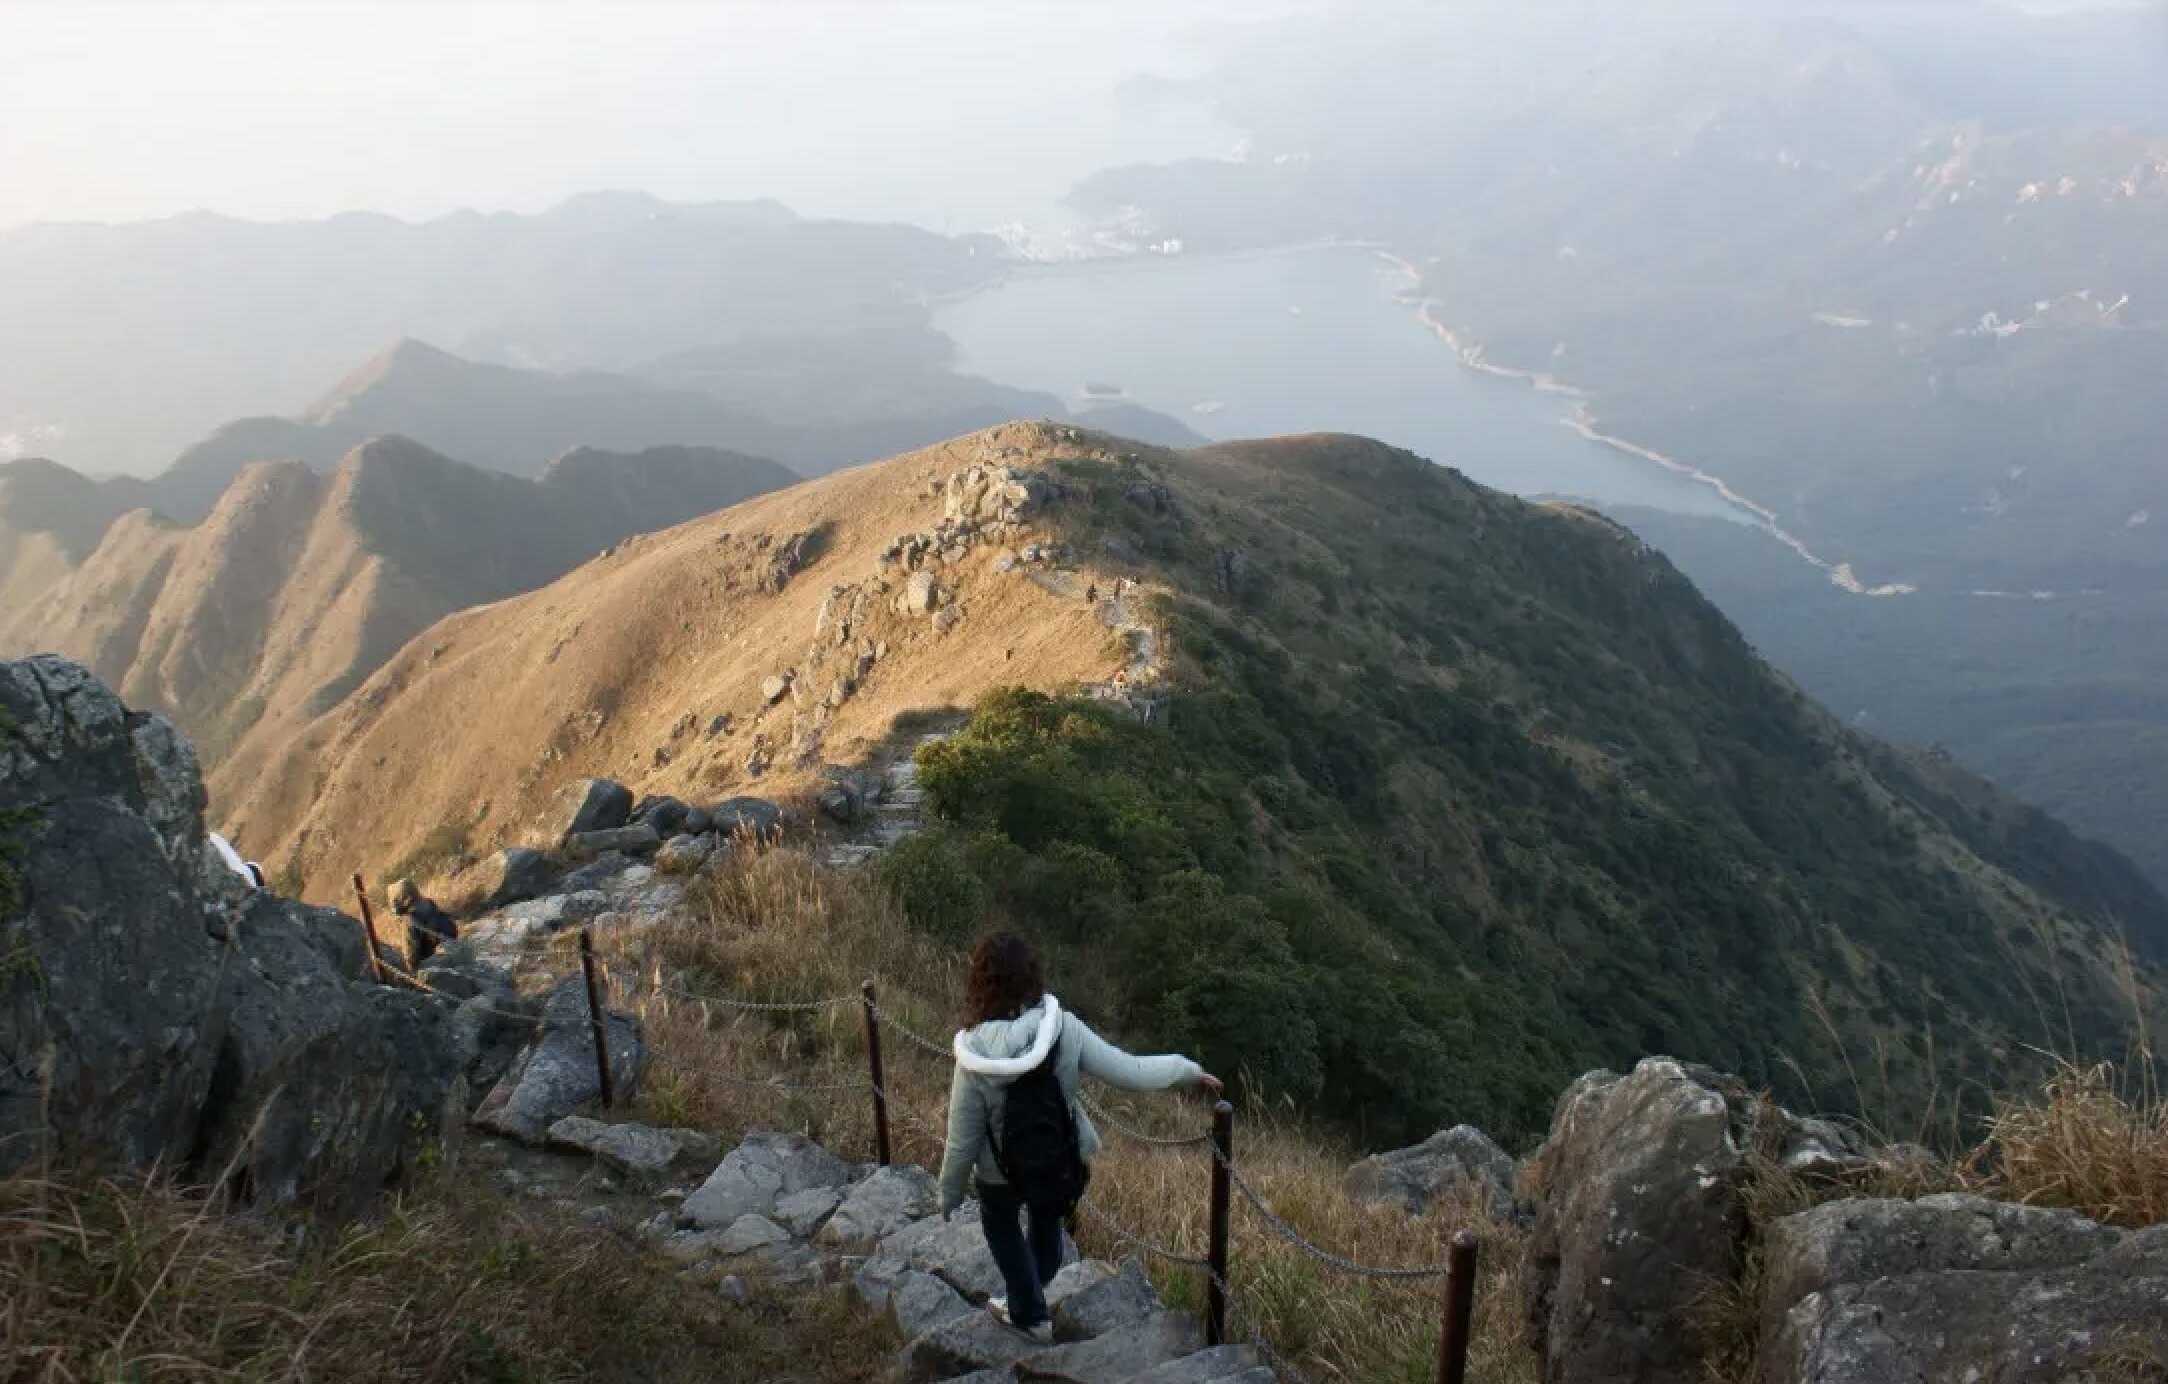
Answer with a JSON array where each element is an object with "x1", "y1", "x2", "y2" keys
[
  {"x1": 214, "y1": 423, "x2": 2163, "y2": 1141},
  {"x1": 1072, "y1": 0, "x2": 2168, "y2": 888},
  {"x1": 0, "y1": 436, "x2": 796, "y2": 766},
  {"x1": 0, "y1": 193, "x2": 1002, "y2": 474}
]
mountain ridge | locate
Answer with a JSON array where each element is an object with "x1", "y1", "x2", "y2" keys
[{"x1": 211, "y1": 422, "x2": 2165, "y2": 1140}]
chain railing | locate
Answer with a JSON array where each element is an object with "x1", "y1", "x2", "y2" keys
[{"x1": 382, "y1": 924, "x2": 1481, "y2": 1384}]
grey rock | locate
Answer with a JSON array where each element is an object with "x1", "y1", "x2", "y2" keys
[
  {"x1": 1126, "y1": 1346, "x2": 1270, "y2": 1384},
  {"x1": 1757, "y1": 1193, "x2": 2151, "y2": 1382},
  {"x1": 0, "y1": 657, "x2": 465, "y2": 1215},
  {"x1": 557, "y1": 853, "x2": 637, "y2": 893},
  {"x1": 712, "y1": 797, "x2": 783, "y2": 840},
  {"x1": 653, "y1": 833, "x2": 715, "y2": 873},
  {"x1": 471, "y1": 976, "x2": 643, "y2": 1143},
  {"x1": 537, "y1": 777, "x2": 633, "y2": 842},
  {"x1": 630, "y1": 795, "x2": 691, "y2": 836},
  {"x1": 901, "y1": 1310, "x2": 1052, "y2": 1383},
  {"x1": 1764, "y1": 1212, "x2": 2168, "y2": 1384},
  {"x1": 1052, "y1": 1257, "x2": 1159, "y2": 1341},
  {"x1": 820, "y1": 1164, "x2": 940, "y2": 1246},
  {"x1": 905, "y1": 569, "x2": 941, "y2": 615},
  {"x1": 881, "y1": 1204, "x2": 1008, "y2": 1301},
  {"x1": 715, "y1": 1213, "x2": 793, "y2": 1257},
  {"x1": 1018, "y1": 1310, "x2": 1202, "y2": 1383},
  {"x1": 761, "y1": 674, "x2": 792, "y2": 704},
  {"x1": 545, "y1": 1116, "x2": 716, "y2": 1182},
  {"x1": 774, "y1": 1185, "x2": 844, "y2": 1238},
  {"x1": 818, "y1": 784, "x2": 859, "y2": 823},
  {"x1": 718, "y1": 1273, "x2": 750, "y2": 1305},
  {"x1": 1346, "y1": 1124, "x2": 1516, "y2": 1221},
  {"x1": 1044, "y1": 1259, "x2": 1116, "y2": 1316},
  {"x1": 682, "y1": 806, "x2": 713, "y2": 834},
  {"x1": 933, "y1": 606, "x2": 963, "y2": 634},
  {"x1": 1522, "y1": 1059, "x2": 1753, "y2": 1384},
  {"x1": 475, "y1": 846, "x2": 553, "y2": 908},
  {"x1": 567, "y1": 823, "x2": 661, "y2": 858},
  {"x1": 683, "y1": 1130, "x2": 852, "y2": 1228},
  {"x1": 499, "y1": 890, "x2": 611, "y2": 928},
  {"x1": 891, "y1": 1268, "x2": 978, "y2": 1338}
]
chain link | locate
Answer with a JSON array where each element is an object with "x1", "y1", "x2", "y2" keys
[
  {"x1": 645, "y1": 1047, "x2": 871, "y2": 1095},
  {"x1": 1213, "y1": 1145, "x2": 1456, "y2": 1281},
  {"x1": 1076, "y1": 1090, "x2": 1212, "y2": 1148},
  {"x1": 1073, "y1": 1192, "x2": 1210, "y2": 1268},
  {"x1": 867, "y1": 1001, "x2": 956, "y2": 1060},
  {"x1": 617, "y1": 967, "x2": 858, "y2": 1013}
]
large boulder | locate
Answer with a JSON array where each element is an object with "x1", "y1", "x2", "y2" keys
[
  {"x1": 566, "y1": 823, "x2": 661, "y2": 858},
  {"x1": 0, "y1": 656, "x2": 467, "y2": 1214},
  {"x1": 0, "y1": 656, "x2": 224, "y2": 1172},
  {"x1": 711, "y1": 797, "x2": 783, "y2": 840},
  {"x1": 1757, "y1": 1195, "x2": 2168, "y2": 1383},
  {"x1": 683, "y1": 1130, "x2": 853, "y2": 1228},
  {"x1": 1052, "y1": 1257, "x2": 1160, "y2": 1341},
  {"x1": 473, "y1": 846, "x2": 552, "y2": 909},
  {"x1": 1523, "y1": 1060, "x2": 1756, "y2": 1384},
  {"x1": 535, "y1": 777, "x2": 633, "y2": 844},
  {"x1": 1345, "y1": 1124, "x2": 1517, "y2": 1221},
  {"x1": 471, "y1": 975, "x2": 643, "y2": 1142}
]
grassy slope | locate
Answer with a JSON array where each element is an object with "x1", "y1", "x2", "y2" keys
[
  {"x1": 228, "y1": 422, "x2": 2163, "y2": 1152},
  {"x1": 891, "y1": 435, "x2": 2163, "y2": 1144}
]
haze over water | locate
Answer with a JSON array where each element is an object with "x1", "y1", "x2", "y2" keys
[{"x1": 936, "y1": 245, "x2": 1747, "y2": 520}]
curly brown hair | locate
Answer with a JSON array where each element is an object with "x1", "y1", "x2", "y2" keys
[{"x1": 963, "y1": 931, "x2": 1045, "y2": 1027}]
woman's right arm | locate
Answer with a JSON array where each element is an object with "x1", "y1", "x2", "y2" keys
[
  {"x1": 1071, "y1": 1016, "x2": 1208, "y2": 1093},
  {"x1": 937, "y1": 1062, "x2": 986, "y2": 1215}
]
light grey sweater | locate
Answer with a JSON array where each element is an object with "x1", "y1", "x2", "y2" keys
[{"x1": 936, "y1": 993, "x2": 1204, "y2": 1214}]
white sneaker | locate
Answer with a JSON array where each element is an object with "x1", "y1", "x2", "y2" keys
[{"x1": 986, "y1": 1296, "x2": 1054, "y2": 1343}]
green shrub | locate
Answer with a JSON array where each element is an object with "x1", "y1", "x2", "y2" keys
[{"x1": 877, "y1": 831, "x2": 988, "y2": 943}]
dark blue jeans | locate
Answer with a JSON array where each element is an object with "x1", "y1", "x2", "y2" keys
[{"x1": 977, "y1": 1181, "x2": 1066, "y2": 1329}]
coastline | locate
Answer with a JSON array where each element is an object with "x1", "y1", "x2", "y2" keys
[{"x1": 1373, "y1": 250, "x2": 1916, "y2": 599}]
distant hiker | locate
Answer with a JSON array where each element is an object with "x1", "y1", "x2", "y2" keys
[
  {"x1": 1085, "y1": 583, "x2": 1099, "y2": 603},
  {"x1": 207, "y1": 832, "x2": 265, "y2": 890},
  {"x1": 937, "y1": 932, "x2": 1218, "y2": 1341},
  {"x1": 388, "y1": 878, "x2": 457, "y2": 969}
]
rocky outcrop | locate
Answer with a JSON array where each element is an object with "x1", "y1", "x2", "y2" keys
[
  {"x1": 470, "y1": 975, "x2": 643, "y2": 1143},
  {"x1": 475, "y1": 845, "x2": 552, "y2": 908},
  {"x1": 1757, "y1": 1195, "x2": 2168, "y2": 1383},
  {"x1": 1346, "y1": 1124, "x2": 1517, "y2": 1222},
  {"x1": 535, "y1": 776, "x2": 633, "y2": 844},
  {"x1": 0, "y1": 656, "x2": 472, "y2": 1213},
  {"x1": 1522, "y1": 1059, "x2": 1843, "y2": 1384}
]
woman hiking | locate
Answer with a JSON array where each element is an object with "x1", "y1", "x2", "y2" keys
[{"x1": 936, "y1": 932, "x2": 1219, "y2": 1341}]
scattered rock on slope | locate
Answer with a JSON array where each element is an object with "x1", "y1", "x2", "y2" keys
[
  {"x1": 472, "y1": 974, "x2": 643, "y2": 1143},
  {"x1": 1346, "y1": 1124, "x2": 1517, "y2": 1222}
]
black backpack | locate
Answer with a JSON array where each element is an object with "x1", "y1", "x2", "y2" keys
[{"x1": 991, "y1": 1034, "x2": 1090, "y2": 1214}]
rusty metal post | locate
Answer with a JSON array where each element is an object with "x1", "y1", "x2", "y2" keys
[
  {"x1": 578, "y1": 926, "x2": 615, "y2": 1109},
  {"x1": 862, "y1": 979, "x2": 893, "y2": 1166},
  {"x1": 1205, "y1": 1099, "x2": 1235, "y2": 1347},
  {"x1": 1435, "y1": 1229, "x2": 1480, "y2": 1384},
  {"x1": 350, "y1": 872, "x2": 388, "y2": 985}
]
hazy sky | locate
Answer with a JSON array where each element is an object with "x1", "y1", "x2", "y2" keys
[
  {"x1": 0, "y1": 0, "x2": 1299, "y2": 233},
  {"x1": 0, "y1": 0, "x2": 2151, "y2": 234}
]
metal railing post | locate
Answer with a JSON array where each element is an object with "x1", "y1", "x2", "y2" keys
[
  {"x1": 1435, "y1": 1229, "x2": 1479, "y2": 1384},
  {"x1": 862, "y1": 980, "x2": 893, "y2": 1165},
  {"x1": 350, "y1": 872, "x2": 388, "y2": 985},
  {"x1": 1205, "y1": 1099, "x2": 1235, "y2": 1346},
  {"x1": 578, "y1": 926, "x2": 615, "y2": 1108}
]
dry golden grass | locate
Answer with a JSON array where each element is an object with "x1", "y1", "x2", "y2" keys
[
  {"x1": 0, "y1": 1163, "x2": 894, "y2": 1383},
  {"x1": 1961, "y1": 1058, "x2": 2168, "y2": 1228},
  {"x1": 588, "y1": 845, "x2": 1532, "y2": 1384}
]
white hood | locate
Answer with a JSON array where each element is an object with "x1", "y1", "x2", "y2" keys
[{"x1": 952, "y1": 993, "x2": 1064, "y2": 1078}]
